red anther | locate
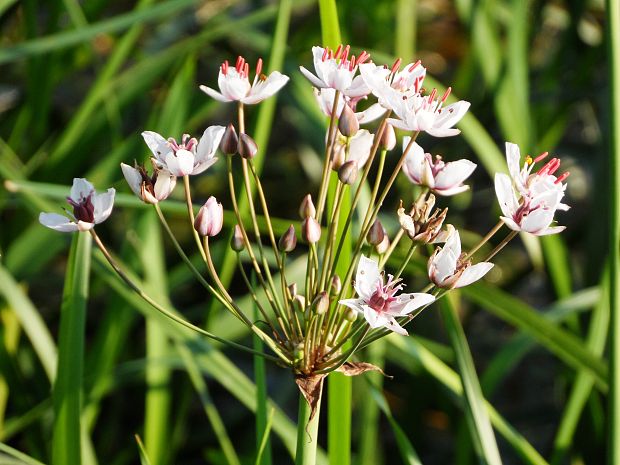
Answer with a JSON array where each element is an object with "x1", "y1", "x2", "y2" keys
[
  {"x1": 547, "y1": 159, "x2": 561, "y2": 175},
  {"x1": 349, "y1": 56, "x2": 356, "y2": 71},
  {"x1": 391, "y1": 58, "x2": 402, "y2": 74},
  {"x1": 441, "y1": 87, "x2": 452, "y2": 103},
  {"x1": 322, "y1": 47, "x2": 329, "y2": 61},
  {"x1": 221, "y1": 60, "x2": 229, "y2": 75},
  {"x1": 538, "y1": 158, "x2": 560, "y2": 175},
  {"x1": 533, "y1": 151, "x2": 549, "y2": 163},
  {"x1": 334, "y1": 44, "x2": 343, "y2": 59},
  {"x1": 243, "y1": 63, "x2": 249, "y2": 79},
  {"x1": 236, "y1": 56, "x2": 244, "y2": 71},
  {"x1": 555, "y1": 171, "x2": 570, "y2": 184},
  {"x1": 409, "y1": 60, "x2": 421, "y2": 72},
  {"x1": 357, "y1": 51, "x2": 370, "y2": 64},
  {"x1": 342, "y1": 45, "x2": 350, "y2": 63},
  {"x1": 255, "y1": 58, "x2": 263, "y2": 77},
  {"x1": 428, "y1": 88, "x2": 437, "y2": 102},
  {"x1": 414, "y1": 76, "x2": 422, "y2": 93}
]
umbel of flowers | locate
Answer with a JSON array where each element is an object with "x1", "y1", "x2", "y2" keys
[{"x1": 40, "y1": 45, "x2": 570, "y2": 461}]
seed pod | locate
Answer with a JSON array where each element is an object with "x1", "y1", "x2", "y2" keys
[
  {"x1": 367, "y1": 219, "x2": 385, "y2": 246},
  {"x1": 230, "y1": 224, "x2": 245, "y2": 251},
  {"x1": 302, "y1": 217, "x2": 321, "y2": 244},
  {"x1": 194, "y1": 197, "x2": 223, "y2": 237},
  {"x1": 220, "y1": 123, "x2": 239, "y2": 155},
  {"x1": 345, "y1": 308, "x2": 357, "y2": 322},
  {"x1": 379, "y1": 123, "x2": 396, "y2": 151},
  {"x1": 330, "y1": 275, "x2": 342, "y2": 295},
  {"x1": 338, "y1": 160, "x2": 358, "y2": 185},
  {"x1": 338, "y1": 104, "x2": 359, "y2": 137},
  {"x1": 238, "y1": 133, "x2": 258, "y2": 159},
  {"x1": 312, "y1": 291, "x2": 329, "y2": 315},
  {"x1": 299, "y1": 194, "x2": 316, "y2": 219},
  {"x1": 278, "y1": 225, "x2": 297, "y2": 253}
]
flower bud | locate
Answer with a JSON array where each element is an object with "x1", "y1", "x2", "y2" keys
[
  {"x1": 379, "y1": 123, "x2": 396, "y2": 151},
  {"x1": 194, "y1": 196, "x2": 223, "y2": 237},
  {"x1": 330, "y1": 275, "x2": 342, "y2": 295},
  {"x1": 345, "y1": 308, "x2": 357, "y2": 322},
  {"x1": 299, "y1": 194, "x2": 316, "y2": 219},
  {"x1": 220, "y1": 123, "x2": 239, "y2": 155},
  {"x1": 376, "y1": 234, "x2": 390, "y2": 254},
  {"x1": 288, "y1": 282, "x2": 298, "y2": 299},
  {"x1": 278, "y1": 225, "x2": 297, "y2": 253},
  {"x1": 338, "y1": 160, "x2": 358, "y2": 185},
  {"x1": 367, "y1": 219, "x2": 385, "y2": 246},
  {"x1": 312, "y1": 291, "x2": 329, "y2": 315},
  {"x1": 338, "y1": 104, "x2": 359, "y2": 137},
  {"x1": 238, "y1": 133, "x2": 258, "y2": 159},
  {"x1": 292, "y1": 294, "x2": 306, "y2": 313},
  {"x1": 302, "y1": 217, "x2": 321, "y2": 244},
  {"x1": 230, "y1": 224, "x2": 245, "y2": 251}
]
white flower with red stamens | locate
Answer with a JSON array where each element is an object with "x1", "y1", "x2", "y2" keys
[
  {"x1": 121, "y1": 162, "x2": 176, "y2": 204},
  {"x1": 142, "y1": 126, "x2": 225, "y2": 177},
  {"x1": 314, "y1": 87, "x2": 385, "y2": 124},
  {"x1": 200, "y1": 56, "x2": 289, "y2": 104},
  {"x1": 339, "y1": 255, "x2": 435, "y2": 335},
  {"x1": 402, "y1": 137, "x2": 477, "y2": 196},
  {"x1": 331, "y1": 129, "x2": 375, "y2": 170},
  {"x1": 428, "y1": 230, "x2": 494, "y2": 289},
  {"x1": 359, "y1": 59, "x2": 427, "y2": 105},
  {"x1": 300, "y1": 45, "x2": 371, "y2": 97},
  {"x1": 494, "y1": 142, "x2": 570, "y2": 236},
  {"x1": 386, "y1": 87, "x2": 470, "y2": 137},
  {"x1": 39, "y1": 178, "x2": 115, "y2": 232}
]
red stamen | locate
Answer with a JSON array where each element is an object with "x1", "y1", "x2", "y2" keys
[
  {"x1": 428, "y1": 88, "x2": 437, "y2": 102},
  {"x1": 334, "y1": 44, "x2": 342, "y2": 60},
  {"x1": 349, "y1": 55, "x2": 356, "y2": 71},
  {"x1": 533, "y1": 151, "x2": 549, "y2": 163},
  {"x1": 357, "y1": 50, "x2": 370, "y2": 64},
  {"x1": 244, "y1": 62, "x2": 249, "y2": 79},
  {"x1": 538, "y1": 158, "x2": 560, "y2": 175},
  {"x1": 236, "y1": 56, "x2": 244, "y2": 71},
  {"x1": 391, "y1": 58, "x2": 402, "y2": 74},
  {"x1": 342, "y1": 44, "x2": 350, "y2": 63},
  {"x1": 221, "y1": 60, "x2": 229, "y2": 75},
  {"x1": 441, "y1": 87, "x2": 452, "y2": 103},
  {"x1": 555, "y1": 172, "x2": 570, "y2": 184},
  {"x1": 322, "y1": 47, "x2": 329, "y2": 61},
  {"x1": 255, "y1": 58, "x2": 263, "y2": 77},
  {"x1": 409, "y1": 59, "x2": 421, "y2": 72}
]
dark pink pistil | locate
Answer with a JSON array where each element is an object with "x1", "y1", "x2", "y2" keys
[
  {"x1": 67, "y1": 193, "x2": 95, "y2": 223},
  {"x1": 168, "y1": 134, "x2": 197, "y2": 153},
  {"x1": 367, "y1": 277, "x2": 402, "y2": 313}
]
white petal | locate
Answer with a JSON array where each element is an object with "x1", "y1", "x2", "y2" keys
[
  {"x1": 494, "y1": 173, "x2": 519, "y2": 219},
  {"x1": 433, "y1": 159, "x2": 477, "y2": 190},
  {"x1": 426, "y1": 127, "x2": 461, "y2": 138},
  {"x1": 243, "y1": 71, "x2": 289, "y2": 104},
  {"x1": 76, "y1": 220, "x2": 95, "y2": 232},
  {"x1": 165, "y1": 150, "x2": 194, "y2": 177},
  {"x1": 505, "y1": 142, "x2": 522, "y2": 182},
  {"x1": 343, "y1": 75, "x2": 370, "y2": 98},
  {"x1": 120, "y1": 163, "x2": 142, "y2": 197},
  {"x1": 434, "y1": 184, "x2": 470, "y2": 196},
  {"x1": 500, "y1": 216, "x2": 522, "y2": 232},
  {"x1": 402, "y1": 139, "x2": 426, "y2": 185},
  {"x1": 196, "y1": 125, "x2": 225, "y2": 164},
  {"x1": 192, "y1": 157, "x2": 218, "y2": 176},
  {"x1": 536, "y1": 225, "x2": 566, "y2": 236},
  {"x1": 330, "y1": 67, "x2": 354, "y2": 92},
  {"x1": 348, "y1": 130, "x2": 374, "y2": 168},
  {"x1": 199, "y1": 85, "x2": 232, "y2": 103},
  {"x1": 387, "y1": 292, "x2": 435, "y2": 316},
  {"x1": 70, "y1": 178, "x2": 94, "y2": 202},
  {"x1": 434, "y1": 101, "x2": 470, "y2": 130},
  {"x1": 521, "y1": 208, "x2": 556, "y2": 234},
  {"x1": 355, "y1": 102, "x2": 386, "y2": 124},
  {"x1": 339, "y1": 298, "x2": 365, "y2": 314},
  {"x1": 93, "y1": 188, "x2": 115, "y2": 224},
  {"x1": 354, "y1": 255, "x2": 381, "y2": 301},
  {"x1": 383, "y1": 317, "x2": 408, "y2": 335},
  {"x1": 454, "y1": 262, "x2": 494, "y2": 288},
  {"x1": 142, "y1": 131, "x2": 171, "y2": 163},
  {"x1": 218, "y1": 69, "x2": 251, "y2": 101},
  {"x1": 153, "y1": 171, "x2": 176, "y2": 201},
  {"x1": 310, "y1": 46, "x2": 328, "y2": 82},
  {"x1": 39, "y1": 212, "x2": 79, "y2": 232},
  {"x1": 363, "y1": 306, "x2": 387, "y2": 329},
  {"x1": 386, "y1": 117, "x2": 413, "y2": 132},
  {"x1": 299, "y1": 66, "x2": 326, "y2": 88}
]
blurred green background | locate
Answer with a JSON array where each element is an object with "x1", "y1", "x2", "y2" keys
[{"x1": 0, "y1": 1, "x2": 610, "y2": 464}]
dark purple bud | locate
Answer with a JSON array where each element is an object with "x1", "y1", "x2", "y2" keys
[
  {"x1": 278, "y1": 225, "x2": 297, "y2": 253},
  {"x1": 220, "y1": 124, "x2": 239, "y2": 155},
  {"x1": 238, "y1": 133, "x2": 258, "y2": 159}
]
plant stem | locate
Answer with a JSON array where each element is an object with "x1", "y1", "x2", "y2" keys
[
  {"x1": 295, "y1": 387, "x2": 323, "y2": 465},
  {"x1": 465, "y1": 220, "x2": 504, "y2": 260}
]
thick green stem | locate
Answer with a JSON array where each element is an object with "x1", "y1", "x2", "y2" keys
[{"x1": 295, "y1": 387, "x2": 323, "y2": 465}]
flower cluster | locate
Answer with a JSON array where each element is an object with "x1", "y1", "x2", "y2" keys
[{"x1": 39, "y1": 47, "x2": 570, "y2": 386}]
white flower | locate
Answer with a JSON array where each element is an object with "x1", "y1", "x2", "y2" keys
[
  {"x1": 359, "y1": 59, "x2": 427, "y2": 106},
  {"x1": 200, "y1": 56, "x2": 289, "y2": 104},
  {"x1": 142, "y1": 126, "x2": 225, "y2": 177},
  {"x1": 339, "y1": 255, "x2": 435, "y2": 335},
  {"x1": 386, "y1": 90, "x2": 470, "y2": 137},
  {"x1": 331, "y1": 129, "x2": 375, "y2": 170},
  {"x1": 121, "y1": 162, "x2": 176, "y2": 204},
  {"x1": 300, "y1": 45, "x2": 371, "y2": 97},
  {"x1": 402, "y1": 137, "x2": 476, "y2": 196},
  {"x1": 39, "y1": 178, "x2": 115, "y2": 232},
  {"x1": 428, "y1": 230, "x2": 494, "y2": 289},
  {"x1": 194, "y1": 196, "x2": 224, "y2": 237},
  {"x1": 494, "y1": 142, "x2": 569, "y2": 236},
  {"x1": 313, "y1": 87, "x2": 385, "y2": 124}
]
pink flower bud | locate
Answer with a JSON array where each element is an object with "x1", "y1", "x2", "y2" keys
[
  {"x1": 194, "y1": 196, "x2": 223, "y2": 237},
  {"x1": 299, "y1": 194, "x2": 316, "y2": 219},
  {"x1": 367, "y1": 219, "x2": 385, "y2": 245},
  {"x1": 230, "y1": 224, "x2": 245, "y2": 251},
  {"x1": 379, "y1": 123, "x2": 396, "y2": 151},
  {"x1": 278, "y1": 225, "x2": 297, "y2": 252},
  {"x1": 220, "y1": 123, "x2": 239, "y2": 155},
  {"x1": 338, "y1": 104, "x2": 359, "y2": 137},
  {"x1": 238, "y1": 133, "x2": 258, "y2": 159},
  {"x1": 312, "y1": 291, "x2": 329, "y2": 315},
  {"x1": 338, "y1": 160, "x2": 358, "y2": 185},
  {"x1": 302, "y1": 216, "x2": 321, "y2": 243}
]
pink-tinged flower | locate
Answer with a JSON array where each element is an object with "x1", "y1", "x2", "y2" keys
[
  {"x1": 331, "y1": 129, "x2": 375, "y2": 170},
  {"x1": 313, "y1": 88, "x2": 385, "y2": 124},
  {"x1": 386, "y1": 87, "x2": 470, "y2": 137},
  {"x1": 142, "y1": 126, "x2": 225, "y2": 177},
  {"x1": 494, "y1": 142, "x2": 569, "y2": 236},
  {"x1": 402, "y1": 137, "x2": 476, "y2": 196},
  {"x1": 300, "y1": 45, "x2": 371, "y2": 97},
  {"x1": 359, "y1": 59, "x2": 427, "y2": 105},
  {"x1": 428, "y1": 230, "x2": 494, "y2": 289},
  {"x1": 39, "y1": 178, "x2": 115, "y2": 232},
  {"x1": 121, "y1": 162, "x2": 176, "y2": 204},
  {"x1": 194, "y1": 197, "x2": 224, "y2": 237},
  {"x1": 339, "y1": 255, "x2": 435, "y2": 335},
  {"x1": 200, "y1": 56, "x2": 289, "y2": 105}
]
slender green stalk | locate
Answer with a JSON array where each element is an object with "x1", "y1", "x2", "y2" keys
[
  {"x1": 52, "y1": 232, "x2": 91, "y2": 465},
  {"x1": 609, "y1": 0, "x2": 620, "y2": 462},
  {"x1": 295, "y1": 387, "x2": 323, "y2": 465},
  {"x1": 254, "y1": 272, "x2": 272, "y2": 465}
]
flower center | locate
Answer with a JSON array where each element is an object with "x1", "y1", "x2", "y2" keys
[
  {"x1": 367, "y1": 275, "x2": 403, "y2": 313},
  {"x1": 168, "y1": 134, "x2": 197, "y2": 154},
  {"x1": 67, "y1": 193, "x2": 95, "y2": 223}
]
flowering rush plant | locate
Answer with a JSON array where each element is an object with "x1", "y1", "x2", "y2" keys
[{"x1": 40, "y1": 45, "x2": 569, "y2": 462}]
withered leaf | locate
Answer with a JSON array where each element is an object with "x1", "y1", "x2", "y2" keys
[
  {"x1": 295, "y1": 374, "x2": 326, "y2": 422},
  {"x1": 336, "y1": 361, "x2": 391, "y2": 378}
]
